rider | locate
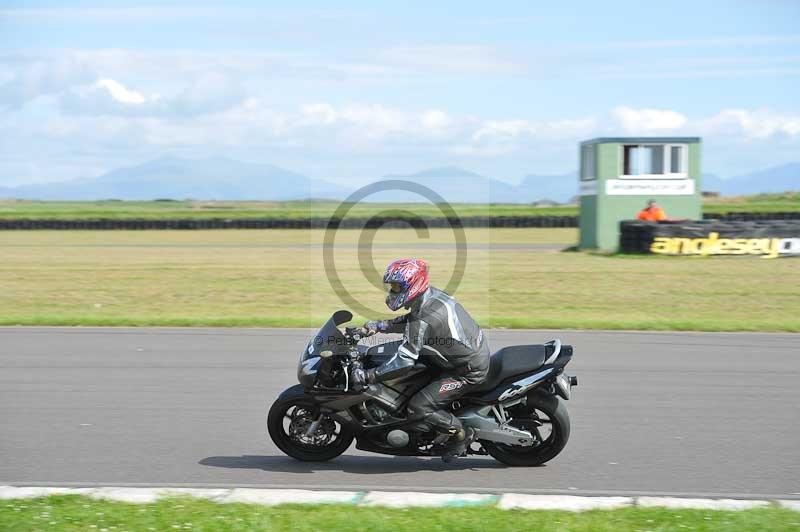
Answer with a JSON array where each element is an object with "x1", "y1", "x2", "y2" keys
[{"x1": 350, "y1": 258, "x2": 490, "y2": 461}]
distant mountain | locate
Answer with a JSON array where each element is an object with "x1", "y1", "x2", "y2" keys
[
  {"x1": 1, "y1": 157, "x2": 796, "y2": 202},
  {"x1": 516, "y1": 171, "x2": 578, "y2": 203},
  {"x1": 375, "y1": 163, "x2": 799, "y2": 203},
  {"x1": 701, "y1": 173, "x2": 725, "y2": 193},
  {"x1": 374, "y1": 166, "x2": 521, "y2": 203},
  {"x1": 0, "y1": 156, "x2": 345, "y2": 201},
  {"x1": 705, "y1": 163, "x2": 800, "y2": 195}
]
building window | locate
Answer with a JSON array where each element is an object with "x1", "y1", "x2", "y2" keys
[
  {"x1": 621, "y1": 144, "x2": 687, "y2": 178},
  {"x1": 670, "y1": 145, "x2": 685, "y2": 174},
  {"x1": 581, "y1": 144, "x2": 595, "y2": 181}
]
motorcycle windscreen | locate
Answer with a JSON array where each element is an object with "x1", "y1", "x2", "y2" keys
[
  {"x1": 299, "y1": 310, "x2": 352, "y2": 363},
  {"x1": 297, "y1": 311, "x2": 352, "y2": 386}
]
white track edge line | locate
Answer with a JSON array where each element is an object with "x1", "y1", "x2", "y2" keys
[{"x1": 0, "y1": 486, "x2": 797, "y2": 511}]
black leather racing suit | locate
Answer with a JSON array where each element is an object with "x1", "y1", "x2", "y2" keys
[{"x1": 367, "y1": 286, "x2": 490, "y2": 434}]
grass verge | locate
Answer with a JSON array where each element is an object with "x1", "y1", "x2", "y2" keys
[
  {"x1": 1, "y1": 228, "x2": 798, "y2": 332},
  {"x1": 0, "y1": 193, "x2": 798, "y2": 220},
  {"x1": 1, "y1": 496, "x2": 798, "y2": 532}
]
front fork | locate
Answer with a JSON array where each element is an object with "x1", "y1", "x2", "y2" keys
[{"x1": 304, "y1": 414, "x2": 324, "y2": 437}]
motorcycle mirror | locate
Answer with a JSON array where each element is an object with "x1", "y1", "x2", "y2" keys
[{"x1": 332, "y1": 310, "x2": 353, "y2": 325}]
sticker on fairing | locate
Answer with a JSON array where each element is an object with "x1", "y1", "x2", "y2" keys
[{"x1": 497, "y1": 368, "x2": 553, "y2": 401}]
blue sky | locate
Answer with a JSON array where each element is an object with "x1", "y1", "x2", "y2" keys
[{"x1": 1, "y1": 0, "x2": 799, "y2": 186}]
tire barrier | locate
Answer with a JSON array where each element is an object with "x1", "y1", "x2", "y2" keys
[
  {"x1": 620, "y1": 219, "x2": 800, "y2": 258},
  {"x1": 1, "y1": 212, "x2": 796, "y2": 230},
  {"x1": 0, "y1": 216, "x2": 580, "y2": 230}
]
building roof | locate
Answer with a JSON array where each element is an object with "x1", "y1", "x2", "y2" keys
[{"x1": 581, "y1": 137, "x2": 701, "y2": 145}]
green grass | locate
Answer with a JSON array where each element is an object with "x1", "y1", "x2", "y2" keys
[
  {"x1": 1, "y1": 228, "x2": 798, "y2": 332},
  {"x1": 0, "y1": 192, "x2": 798, "y2": 220},
  {"x1": 703, "y1": 192, "x2": 800, "y2": 214},
  {"x1": 1, "y1": 496, "x2": 798, "y2": 532}
]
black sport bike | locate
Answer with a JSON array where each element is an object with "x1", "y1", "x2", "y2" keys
[{"x1": 268, "y1": 311, "x2": 577, "y2": 466}]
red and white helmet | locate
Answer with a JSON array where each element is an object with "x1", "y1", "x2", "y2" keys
[{"x1": 383, "y1": 258, "x2": 429, "y2": 311}]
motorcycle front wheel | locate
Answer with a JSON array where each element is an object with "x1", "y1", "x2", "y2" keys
[
  {"x1": 482, "y1": 393, "x2": 570, "y2": 467},
  {"x1": 267, "y1": 393, "x2": 354, "y2": 462}
]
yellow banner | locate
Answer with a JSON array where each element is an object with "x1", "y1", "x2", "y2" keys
[{"x1": 650, "y1": 232, "x2": 800, "y2": 259}]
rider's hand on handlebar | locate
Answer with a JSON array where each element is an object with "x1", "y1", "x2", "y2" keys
[
  {"x1": 349, "y1": 366, "x2": 371, "y2": 390},
  {"x1": 362, "y1": 320, "x2": 383, "y2": 336}
]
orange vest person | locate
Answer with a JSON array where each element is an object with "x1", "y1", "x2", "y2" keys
[{"x1": 636, "y1": 200, "x2": 667, "y2": 222}]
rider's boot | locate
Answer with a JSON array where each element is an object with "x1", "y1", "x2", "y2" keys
[
  {"x1": 418, "y1": 409, "x2": 474, "y2": 463},
  {"x1": 441, "y1": 427, "x2": 475, "y2": 463}
]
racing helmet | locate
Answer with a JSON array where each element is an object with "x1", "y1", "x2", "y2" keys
[{"x1": 383, "y1": 258, "x2": 429, "y2": 311}]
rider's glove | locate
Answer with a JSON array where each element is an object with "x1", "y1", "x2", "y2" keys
[
  {"x1": 350, "y1": 366, "x2": 374, "y2": 390},
  {"x1": 363, "y1": 320, "x2": 386, "y2": 335}
]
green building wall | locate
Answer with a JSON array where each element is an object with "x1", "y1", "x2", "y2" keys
[{"x1": 579, "y1": 137, "x2": 702, "y2": 252}]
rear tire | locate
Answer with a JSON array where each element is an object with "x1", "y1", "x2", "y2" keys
[
  {"x1": 267, "y1": 392, "x2": 354, "y2": 462},
  {"x1": 483, "y1": 394, "x2": 570, "y2": 467}
]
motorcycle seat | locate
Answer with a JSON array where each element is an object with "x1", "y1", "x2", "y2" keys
[{"x1": 469, "y1": 345, "x2": 546, "y2": 393}]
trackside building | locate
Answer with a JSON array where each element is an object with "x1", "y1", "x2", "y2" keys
[{"x1": 578, "y1": 137, "x2": 702, "y2": 251}]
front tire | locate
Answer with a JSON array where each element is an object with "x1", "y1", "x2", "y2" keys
[
  {"x1": 483, "y1": 393, "x2": 570, "y2": 467},
  {"x1": 267, "y1": 391, "x2": 354, "y2": 462}
]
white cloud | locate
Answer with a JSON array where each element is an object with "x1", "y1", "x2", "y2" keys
[
  {"x1": 472, "y1": 119, "x2": 533, "y2": 142},
  {"x1": 60, "y1": 79, "x2": 153, "y2": 115},
  {"x1": 335, "y1": 104, "x2": 409, "y2": 135},
  {"x1": 472, "y1": 117, "x2": 597, "y2": 141},
  {"x1": 612, "y1": 106, "x2": 688, "y2": 133},
  {"x1": 611, "y1": 106, "x2": 800, "y2": 141},
  {"x1": 95, "y1": 79, "x2": 147, "y2": 104},
  {"x1": 699, "y1": 109, "x2": 800, "y2": 139},
  {"x1": 296, "y1": 103, "x2": 458, "y2": 149},
  {"x1": 420, "y1": 109, "x2": 453, "y2": 131},
  {"x1": 302, "y1": 103, "x2": 337, "y2": 125},
  {"x1": 58, "y1": 74, "x2": 244, "y2": 117},
  {"x1": 3, "y1": 94, "x2": 800, "y2": 186},
  {"x1": 0, "y1": 54, "x2": 95, "y2": 108},
  {"x1": 167, "y1": 73, "x2": 245, "y2": 116},
  {"x1": 459, "y1": 117, "x2": 597, "y2": 156},
  {"x1": 0, "y1": 49, "x2": 383, "y2": 113}
]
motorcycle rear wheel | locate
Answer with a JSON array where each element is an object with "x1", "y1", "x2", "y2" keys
[
  {"x1": 267, "y1": 395, "x2": 354, "y2": 462},
  {"x1": 482, "y1": 394, "x2": 570, "y2": 467}
]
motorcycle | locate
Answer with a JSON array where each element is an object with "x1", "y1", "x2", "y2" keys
[{"x1": 267, "y1": 310, "x2": 577, "y2": 466}]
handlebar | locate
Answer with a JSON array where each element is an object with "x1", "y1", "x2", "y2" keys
[{"x1": 344, "y1": 326, "x2": 376, "y2": 341}]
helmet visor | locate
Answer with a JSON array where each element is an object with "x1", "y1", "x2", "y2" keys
[{"x1": 385, "y1": 281, "x2": 403, "y2": 294}]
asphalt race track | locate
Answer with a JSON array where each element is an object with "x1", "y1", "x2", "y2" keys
[{"x1": 1, "y1": 327, "x2": 798, "y2": 499}]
